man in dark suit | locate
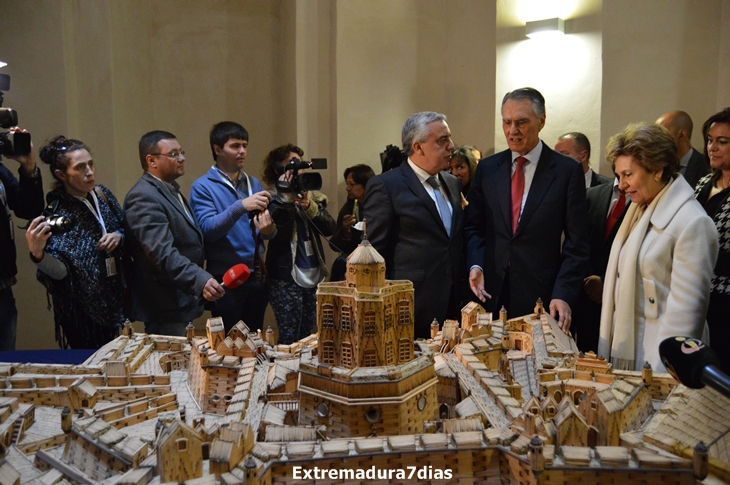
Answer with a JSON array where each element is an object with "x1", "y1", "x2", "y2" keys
[
  {"x1": 656, "y1": 110, "x2": 710, "y2": 188},
  {"x1": 572, "y1": 178, "x2": 630, "y2": 352},
  {"x1": 465, "y1": 88, "x2": 589, "y2": 332},
  {"x1": 124, "y1": 130, "x2": 224, "y2": 336},
  {"x1": 554, "y1": 132, "x2": 611, "y2": 189},
  {"x1": 363, "y1": 112, "x2": 463, "y2": 338}
]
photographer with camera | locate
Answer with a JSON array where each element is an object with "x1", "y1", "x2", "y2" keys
[
  {"x1": 0, "y1": 127, "x2": 44, "y2": 351},
  {"x1": 25, "y1": 136, "x2": 125, "y2": 349},
  {"x1": 262, "y1": 144, "x2": 335, "y2": 344},
  {"x1": 190, "y1": 122, "x2": 275, "y2": 333}
]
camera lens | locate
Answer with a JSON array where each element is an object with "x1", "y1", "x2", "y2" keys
[{"x1": 45, "y1": 215, "x2": 74, "y2": 235}]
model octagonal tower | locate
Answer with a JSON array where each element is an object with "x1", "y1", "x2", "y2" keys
[{"x1": 298, "y1": 236, "x2": 438, "y2": 437}]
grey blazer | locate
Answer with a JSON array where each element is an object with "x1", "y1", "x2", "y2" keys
[{"x1": 124, "y1": 172, "x2": 212, "y2": 323}]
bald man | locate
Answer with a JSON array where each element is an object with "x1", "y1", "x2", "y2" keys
[
  {"x1": 555, "y1": 132, "x2": 610, "y2": 189},
  {"x1": 656, "y1": 110, "x2": 710, "y2": 188}
]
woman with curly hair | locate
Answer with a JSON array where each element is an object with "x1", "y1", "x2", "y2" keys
[
  {"x1": 261, "y1": 144, "x2": 335, "y2": 344},
  {"x1": 25, "y1": 136, "x2": 126, "y2": 348}
]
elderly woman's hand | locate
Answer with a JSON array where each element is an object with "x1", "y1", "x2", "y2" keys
[{"x1": 584, "y1": 275, "x2": 604, "y2": 304}]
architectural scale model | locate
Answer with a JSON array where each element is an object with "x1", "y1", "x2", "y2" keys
[{"x1": 0, "y1": 237, "x2": 729, "y2": 484}]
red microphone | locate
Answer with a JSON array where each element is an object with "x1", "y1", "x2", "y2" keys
[{"x1": 222, "y1": 264, "x2": 250, "y2": 289}]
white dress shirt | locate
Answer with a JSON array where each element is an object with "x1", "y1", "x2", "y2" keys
[{"x1": 407, "y1": 158, "x2": 453, "y2": 220}]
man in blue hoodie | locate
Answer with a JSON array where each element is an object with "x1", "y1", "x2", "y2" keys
[{"x1": 190, "y1": 122, "x2": 275, "y2": 333}]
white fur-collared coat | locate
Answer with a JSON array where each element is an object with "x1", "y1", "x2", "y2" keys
[{"x1": 598, "y1": 175, "x2": 718, "y2": 372}]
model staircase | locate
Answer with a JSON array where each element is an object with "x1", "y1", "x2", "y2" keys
[
  {"x1": 11, "y1": 415, "x2": 24, "y2": 444},
  {"x1": 10, "y1": 404, "x2": 36, "y2": 445}
]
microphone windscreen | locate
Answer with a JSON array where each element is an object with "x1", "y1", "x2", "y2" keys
[
  {"x1": 222, "y1": 264, "x2": 250, "y2": 289},
  {"x1": 659, "y1": 336, "x2": 721, "y2": 389}
]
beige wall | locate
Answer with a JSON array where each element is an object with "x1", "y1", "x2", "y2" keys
[
  {"x1": 495, "y1": 0, "x2": 603, "y2": 168},
  {"x1": 601, "y1": 0, "x2": 729, "y2": 173},
  {"x1": 334, "y1": 0, "x2": 496, "y2": 200},
  {"x1": 1, "y1": 0, "x2": 728, "y2": 350}
]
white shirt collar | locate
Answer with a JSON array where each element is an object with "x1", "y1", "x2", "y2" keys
[
  {"x1": 511, "y1": 140, "x2": 543, "y2": 166},
  {"x1": 679, "y1": 148, "x2": 693, "y2": 168},
  {"x1": 408, "y1": 158, "x2": 435, "y2": 184},
  {"x1": 584, "y1": 168, "x2": 594, "y2": 189}
]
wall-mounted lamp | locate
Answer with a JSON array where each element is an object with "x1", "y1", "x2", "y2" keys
[
  {"x1": 0, "y1": 61, "x2": 7, "y2": 69},
  {"x1": 525, "y1": 18, "x2": 565, "y2": 39}
]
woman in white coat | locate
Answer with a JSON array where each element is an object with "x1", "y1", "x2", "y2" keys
[{"x1": 598, "y1": 123, "x2": 718, "y2": 372}]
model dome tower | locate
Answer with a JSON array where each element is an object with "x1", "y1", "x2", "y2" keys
[{"x1": 297, "y1": 233, "x2": 437, "y2": 437}]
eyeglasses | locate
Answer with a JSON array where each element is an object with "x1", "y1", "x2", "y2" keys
[{"x1": 151, "y1": 150, "x2": 185, "y2": 160}]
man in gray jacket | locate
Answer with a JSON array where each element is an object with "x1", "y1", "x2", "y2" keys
[{"x1": 124, "y1": 130, "x2": 224, "y2": 336}]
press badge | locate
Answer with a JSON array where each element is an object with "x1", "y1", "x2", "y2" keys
[
  {"x1": 304, "y1": 240, "x2": 314, "y2": 257},
  {"x1": 105, "y1": 257, "x2": 118, "y2": 277}
]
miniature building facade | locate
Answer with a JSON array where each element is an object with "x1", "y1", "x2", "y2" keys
[
  {"x1": 188, "y1": 319, "x2": 263, "y2": 416},
  {"x1": 156, "y1": 419, "x2": 203, "y2": 482},
  {"x1": 299, "y1": 239, "x2": 438, "y2": 438},
  {"x1": 316, "y1": 240, "x2": 415, "y2": 369}
]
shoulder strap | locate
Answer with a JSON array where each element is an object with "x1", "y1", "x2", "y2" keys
[{"x1": 94, "y1": 186, "x2": 109, "y2": 204}]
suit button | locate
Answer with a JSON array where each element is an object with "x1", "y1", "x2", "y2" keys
[{"x1": 649, "y1": 297, "x2": 655, "y2": 304}]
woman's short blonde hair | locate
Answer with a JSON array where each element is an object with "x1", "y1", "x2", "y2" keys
[
  {"x1": 451, "y1": 146, "x2": 478, "y2": 182},
  {"x1": 605, "y1": 122, "x2": 679, "y2": 183}
]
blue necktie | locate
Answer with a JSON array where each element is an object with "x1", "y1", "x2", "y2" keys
[{"x1": 427, "y1": 176, "x2": 452, "y2": 236}]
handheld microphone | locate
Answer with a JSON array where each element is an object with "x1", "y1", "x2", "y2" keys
[
  {"x1": 222, "y1": 264, "x2": 250, "y2": 289},
  {"x1": 659, "y1": 336, "x2": 730, "y2": 399}
]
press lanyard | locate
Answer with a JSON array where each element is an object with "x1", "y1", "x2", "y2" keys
[
  {"x1": 79, "y1": 189, "x2": 107, "y2": 236},
  {"x1": 213, "y1": 165, "x2": 252, "y2": 200}
]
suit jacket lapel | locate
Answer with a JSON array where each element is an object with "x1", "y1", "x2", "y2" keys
[
  {"x1": 143, "y1": 172, "x2": 202, "y2": 237},
  {"x1": 401, "y1": 162, "x2": 445, "y2": 232},
  {"x1": 516, "y1": 144, "x2": 555, "y2": 236},
  {"x1": 492, "y1": 152, "x2": 513, "y2": 235}
]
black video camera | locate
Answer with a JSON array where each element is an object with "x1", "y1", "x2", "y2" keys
[
  {"x1": 0, "y1": 73, "x2": 32, "y2": 157},
  {"x1": 255, "y1": 157, "x2": 327, "y2": 225},
  {"x1": 275, "y1": 157, "x2": 327, "y2": 195},
  {"x1": 380, "y1": 144, "x2": 406, "y2": 173}
]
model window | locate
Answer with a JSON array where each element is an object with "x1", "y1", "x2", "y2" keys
[
  {"x1": 342, "y1": 343, "x2": 353, "y2": 368},
  {"x1": 398, "y1": 338, "x2": 410, "y2": 361},
  {"x1": 398, "y1": 300, "x2": 410, "y2": 325},
  {"x1": 386, "y1": 341, "x2": 394, "y2": 365},
  {"x1": 322, "y1": 341, "x2": 335, "y2": 364},
  {"x1": 363, "y1": 349, "x2": 377, "y2": 367},
  {"x1": 341, "y1": 306, "x2": 351, "y2": 332},
  {"x1": 322, "y1": 303, "x2": 334, "y2": 329},
  {"x1": 363, "y1": 311, "x2": 376, "y2": 336},
  {"x1": 384, "y1": 304, "x2": 393, "y2": 329}
]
